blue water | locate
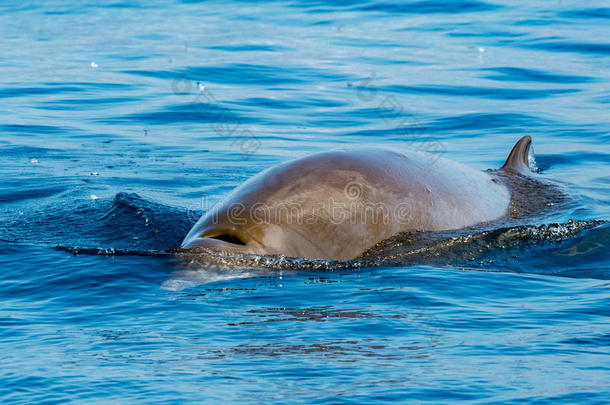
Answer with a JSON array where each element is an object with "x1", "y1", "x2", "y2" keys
[{"x1": 1, "y1": 0, "x2": 610, "y2": 403}]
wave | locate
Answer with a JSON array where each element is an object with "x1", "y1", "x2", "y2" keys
[{"x1": 0, "y1": 192, "x2": 196, "y2": 252}]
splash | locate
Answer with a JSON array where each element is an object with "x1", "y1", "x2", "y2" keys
[{"x1": 528, "y1": 144, "x2": 540, "y2": 173}]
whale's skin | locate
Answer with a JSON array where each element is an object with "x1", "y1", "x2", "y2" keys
[{"x1": 182, "y1": 148, "x2": 512, "y2": 260}]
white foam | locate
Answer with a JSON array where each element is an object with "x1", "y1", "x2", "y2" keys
[{"x1": 161, "y1": 267, "x2": 256, "y2": 291}]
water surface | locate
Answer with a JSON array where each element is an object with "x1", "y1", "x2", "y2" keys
[{"x1": 1, "y1": 0, "x2": 609, "y2": 403}]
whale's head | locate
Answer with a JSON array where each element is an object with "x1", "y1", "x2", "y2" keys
[{"x1": 180, "y1": 161, "x2": 340, "y2": 259}]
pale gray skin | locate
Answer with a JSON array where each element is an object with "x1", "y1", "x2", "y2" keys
[{"x1": 182, "y1": 136, "x2": 533, "y2": 260}]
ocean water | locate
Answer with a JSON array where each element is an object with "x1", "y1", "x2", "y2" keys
[{"x1": 1, "y1": 0, "x2": 610, "y2": 403}]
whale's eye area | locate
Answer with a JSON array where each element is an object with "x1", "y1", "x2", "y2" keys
[{"x1": 206, "y1": 233, "x2": 246, "y2": 246}]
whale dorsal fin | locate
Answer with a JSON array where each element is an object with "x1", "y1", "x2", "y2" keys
[{"x1": 500, "y1": 136, "x2": 532, "y2": 173}]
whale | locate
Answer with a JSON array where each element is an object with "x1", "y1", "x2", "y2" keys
[{"x1": 182, "y1": 136, "x2": 560, "y2": 260}]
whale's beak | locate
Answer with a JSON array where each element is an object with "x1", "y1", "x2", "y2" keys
[{"x1": 181, "y1": 229, "x2": 257, "y2": 255}]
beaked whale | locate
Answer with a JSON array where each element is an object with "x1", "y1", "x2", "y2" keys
[{"x1": 182, "y1": 136, "x2": 558, "y2": 260}]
